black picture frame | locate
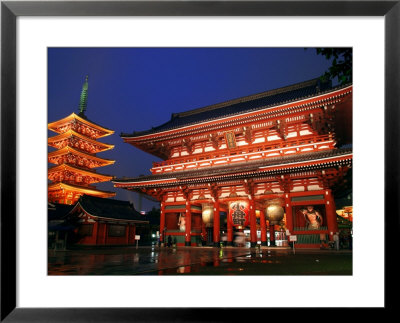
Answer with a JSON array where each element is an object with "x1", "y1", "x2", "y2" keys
[{"x1": 1, "y1": 0, "x2": 397, "y2": 321}]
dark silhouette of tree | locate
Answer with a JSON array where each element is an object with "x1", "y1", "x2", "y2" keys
[{"x1": 316, "y1": 48, "x2": 352, "y2": 85}]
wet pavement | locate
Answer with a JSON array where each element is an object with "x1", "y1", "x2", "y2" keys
[{"x1": 48, "y1": 245, "x2": 352, "y2": 275}]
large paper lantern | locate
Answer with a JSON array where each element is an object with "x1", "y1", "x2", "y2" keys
[
  {"x1": 202, "y1": 204, "x2": 214, "y2": 228},
  {"x1": 265, "y1": 205, "x2": 284, "y2": 225},
  {"x1": 229, "y1": 201, "x2": 250, "y2": 227}
]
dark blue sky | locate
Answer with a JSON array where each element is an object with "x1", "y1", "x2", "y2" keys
[{"x1": 48, "y1": 48, "x2": 334, "y2": 212}]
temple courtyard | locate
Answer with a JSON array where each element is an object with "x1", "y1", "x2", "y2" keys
[{"x1": 48, "y1": 246, "x2": 352, "y2": 275}]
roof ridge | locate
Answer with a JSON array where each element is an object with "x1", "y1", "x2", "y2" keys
[
  {"x1": 81, "y1": 194, "x2": 131, "y2": 205},
  {"x1": 122, "y1": 78, "x2": 353, "y2": 139},
  {"x1": 173, "y1": 78, "x2": 320, "y2": 119}
]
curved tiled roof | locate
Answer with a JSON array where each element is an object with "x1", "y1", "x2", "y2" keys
[
  {"x1": 48, "y1": 112, "x2": 114, "y2": 137},
  {"x1": 122, "y1": 78, "x2": 342, "y2": 138},
  {"x1": 47, "y1": 146, "x2": 115, "y2": 165},
  {"x1": 48, "y1": 182, "x2": 116, "y2": 197},
  {"x1": 48, "y1": 163, "x2": 114, "y2": 181},
  {"x1": 77, "y1": 195, "x2": 147, "y2": 222},
  {"x1": 48, "y1": 129, "x2": 114, "y2": 151},
  {"x1": 48, "y1": 202, "x2": 74, "y2": 221}
]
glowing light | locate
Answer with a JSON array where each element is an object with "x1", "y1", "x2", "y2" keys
[
  {"x1": 228, "y1": 200, "x2": 250, "y2": 227},
  {"x1": 202, "y1": 203, "x2": 214, "y2": 227}
]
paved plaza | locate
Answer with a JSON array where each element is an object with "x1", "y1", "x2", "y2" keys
[{"x1": 48, "y1": 245, "x2": 352, "y2": 275}]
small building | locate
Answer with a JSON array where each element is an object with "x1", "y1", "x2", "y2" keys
[{"x1": 59, "y1": 195, "x2": 149, "y2": 247}]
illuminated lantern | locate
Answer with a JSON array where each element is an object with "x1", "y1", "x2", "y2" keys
[
  {"x1": 202, "y1": 204, "x2": 214, "y2": 228},
  {"x1": 265, "y1": 204, "x2": 284, "y2": 225},
  {"x1": 255, "y1": 210, "x2": 261, "y2": 218},
  {"x1": 229, "y1": 201, "x2": 250, "y2": 227}
]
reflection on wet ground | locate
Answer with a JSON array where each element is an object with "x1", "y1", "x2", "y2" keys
[{"x1": 48, "y1": 246, "x2": 352, "y2": 275}]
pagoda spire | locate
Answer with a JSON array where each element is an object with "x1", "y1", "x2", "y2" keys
[{"x1": 78, "y1": 75, "x2": 89, "y2": 116}]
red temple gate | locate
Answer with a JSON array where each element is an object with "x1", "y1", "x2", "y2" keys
[{"x1": 113, "y1": 78, "x2": 352, "y2": 248}]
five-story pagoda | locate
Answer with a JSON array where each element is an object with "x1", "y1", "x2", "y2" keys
[{"x1": 48, "y1": 76, "x2": 116, "y2": 205}]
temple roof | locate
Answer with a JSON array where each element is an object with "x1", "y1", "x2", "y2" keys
[
  {"x1": 113, "y1": 148, "x2": 352, "y2": 187},
  {"x1": 48, "y1": 146, "x2": 115, "y2": 167},
  {"x1": 48, "y1": 129, "x2": 114, "y2": 152},
  {"x1": 48, "y1": 112, "x2": 114, "y2": 138},
  {"x1": 74, "y1": 195, "x2": 148, "y2": 222},
  {"x1": 48, "y1": 164, "x2": 114, "y2": 181},
  {"x1": 48, "y1": 202, "x2": 74, "y2": 221},
  {"x1": 122, "y1": 78, "x2": 343, "y2": 138},
  {"x1": 48, "y1": 182, "x2": 116, "y2": 198}
]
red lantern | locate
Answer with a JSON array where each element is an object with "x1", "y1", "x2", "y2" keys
[{"x1": 229, "y1": 201, "x2": 250, "y2": 227}]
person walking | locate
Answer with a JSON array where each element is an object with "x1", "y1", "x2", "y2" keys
[
  {"x1": 167, "y1": 235, "x2": 172, "y2": 247},
  {"x1": 333, "y1": 232, "x2": 340, "y2": 250}
]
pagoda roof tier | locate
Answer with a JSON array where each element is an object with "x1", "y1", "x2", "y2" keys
[
  {"x1": 122, "y1": 78, "x2": 349, "y2": 141},
  {"x1": 48, "y1": 182, "x2": 116, "y2": 198},
  {"x1": 48, "y1": 129, "x2": 114, "y2": 153},
  {"x1": 48, "y1": 164, "x2": 114, "y2": 183},
  {"x1": 48, "y1": 146, "x2": 115, "y2": 168},
  {"x1": 113, "y1": 148, "x2": 352, "y2": 188},
  {"x1": 48, "y1": 112, "x2": 114, "y2": 139},
  {"x1": 71, "y1": 195, "x2": 148, "y2": 222}
]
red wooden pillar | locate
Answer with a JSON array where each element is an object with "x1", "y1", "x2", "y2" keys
[
  {"x1": 213, "y1": 200, "x2": 220, "y2": 247},
  {"x1": 249, "y1": 198, "x2": 257, "y2": 247},
  {"x1": 227, "y1": 211, "x2": 233, "y2": 246},
  {"x1": 284, "y1": 193, "x2": 294, "y2": 233},
  {"x1": 269, "y1": 224, "x2": 276, "y2": 246},
  {"x1": 325, "y1": 189, "x2": 338, "y2": 241},
  {"x1": 185, "y1": 200, "x2": 192, "y2": 246},
  {"x1": 260, "y1": 209, "x2": 267, "y2": 246},
  {"x1": 160, "y1": 201, "x2": 166, "y2": 246}
]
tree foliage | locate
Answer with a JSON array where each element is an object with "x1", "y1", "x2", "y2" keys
[{"x1": 316, "y1": 48, "x2": 352, "y2": 85}]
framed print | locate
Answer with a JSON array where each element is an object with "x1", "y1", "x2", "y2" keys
[{"x1": 1, "y1": 0, "x2": 398, "y2": 321}]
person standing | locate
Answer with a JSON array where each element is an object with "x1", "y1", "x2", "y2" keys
[
  {"x1": 333, "y1": 232, "x2": 340, "y2": 250},
  {"x1": 168, "y1": 235, "x2": 172, "y2": 247}
]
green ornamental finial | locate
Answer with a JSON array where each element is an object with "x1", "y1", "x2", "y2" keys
[{"x1": 78, "y1": 75, "x2": 89, "y2": 115}]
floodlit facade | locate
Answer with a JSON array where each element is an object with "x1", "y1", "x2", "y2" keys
[{"x1": 113, "y1": 78, "x2": 352, "y2": 248}]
